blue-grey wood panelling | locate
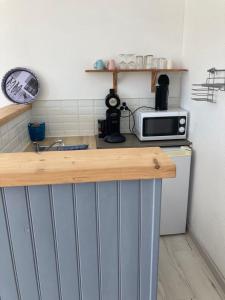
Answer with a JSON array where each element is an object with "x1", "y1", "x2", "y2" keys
[
  {"x1": 4, "y1": 187, "x2": 39, "y2": 300},
  {"x1": 139, "y1": 180, "x2": 154, "y2": 300},
  {"x1": 51, "y1": 184, "x2": 80, "y2": 300},
  {"x1": 76, "y1": 183, "x2": 100, "y2": 300},
  {"x1": 97, "y1": 182, "x2": 119, "y2": 300},
  {"x1": 0, "y1": 189, "x2": 20, "y2": 300},
  {"x1": 28, "y1": 186, "x2": 60, "y2": 300},
  {"x1": 0, "y1": 179, "x2": 162, "y2": 300},
  {"x1": 149, "y1": 180, "x2": 162, "y2": 300},
  {"x1": 120, "y1": 180, "x2": 140, "y2": 300}
]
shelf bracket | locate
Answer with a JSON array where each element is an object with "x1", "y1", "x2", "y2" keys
[
  {"x1": 112, "y1": 71, "x2": 118, "y2": 92},
  {"x1": 151, "y1": 70, "x2": 158, "y2": 93}
]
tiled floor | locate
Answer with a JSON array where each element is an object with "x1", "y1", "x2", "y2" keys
[{"x1": 158, "y1": 234, "x2": 225, "y2": 300}]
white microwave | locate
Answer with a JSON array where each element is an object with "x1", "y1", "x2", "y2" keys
[{"x1": 134, "y1": 108, "x2": 188, "y2": 141}]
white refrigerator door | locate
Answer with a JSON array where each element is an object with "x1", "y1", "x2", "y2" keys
[{"x1": 160, "y1": 147, "x2": 191, "y2": 235}]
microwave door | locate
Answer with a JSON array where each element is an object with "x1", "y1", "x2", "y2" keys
[{"x1": 143, "y1": 117, "x2": 179, "y2": 138}]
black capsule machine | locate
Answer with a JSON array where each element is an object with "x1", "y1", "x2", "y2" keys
[
  {"x1": 155, "y1": 74, "x2": 170, "y2": 111},
  {"x1": 104, "y1": 89, "x2": 126, "y2": 143}
]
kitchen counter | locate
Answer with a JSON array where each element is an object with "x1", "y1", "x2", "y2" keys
[
  {"x1": 0, "y1": 141, "x2": 175, "y2": 300},
  {"x1": 25, "y1": 134, "x2": 191, "y2": 152},
  {"x1": 0, "y1": 147, "x2": 175, "y2": 187},
  {"x1": 96, "y1": 134, "x2": 192, "y2": 149}
]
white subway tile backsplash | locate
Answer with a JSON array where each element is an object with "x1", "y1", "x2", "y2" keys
[
  {"x1": 0, "y1": 94, "x2": 181, "y2": 151},
  {"x1": 79, "y1": 129, "x2": 95, "y2": 136},
  {"x1": 78, "y1": 99, "x2": 94, "y2": 107},
  {"x1": 79, "y1": 106, "x2": 94, "y2": 115},
  {"x1": 63, "y1": 123, "x2": 79, "y2": 131},
  {"x1": 0, "y1": 110, "x2": 31, "y2": 152},
  {"x1": 94, "y1": 99, "x2": 104, "y2": 107},
  {"x1": 95, "y1": 107, "x2": 105, "y2": 115},
  {"x1": 61, "y1": 106, "x2": 79, "y2": 115},
  {"x1": 0, "y1": 123, "x2": 8, "y2": 136},
  {"x1": 31, "y1": 97, "x2": 181, "y2": 137}
]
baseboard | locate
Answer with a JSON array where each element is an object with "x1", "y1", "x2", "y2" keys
[{"x1": 189, "y1": 230, "x2": 225, "y2": 294}]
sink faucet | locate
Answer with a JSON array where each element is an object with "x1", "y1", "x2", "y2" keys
[
  {"x1": 33, "y1": 139, "x2": 64, "y2": 153},
  {"x1": 45, "y1": 139, "x2": 64, "y2": 151},
  {"x1": 33, "y1": 142, "x2": 40, "y2": 153}
]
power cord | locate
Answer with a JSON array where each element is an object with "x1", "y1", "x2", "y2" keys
[{"x1": 120, "y1": 103, "x2": 154, "y2": 134}]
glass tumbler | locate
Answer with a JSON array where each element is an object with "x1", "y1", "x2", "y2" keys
[
  {"x1": 118, "y1": 54, "x2": 127, "y2": 69},
  {"x1": 158, "y1": 58, "x2": 167, "y2": 69},
  {"x1": 127, "y1": 54, "x2": 136, "y2": 69},
  {"x1": 136, "y1": 56, "x2": 144, "y2": 69},
  {"x1": 152, "y1": 57, "x2": 160, "y2": 69},
  {"x1": 144, "y1": 55, "x2": 153, "y2": 69}
]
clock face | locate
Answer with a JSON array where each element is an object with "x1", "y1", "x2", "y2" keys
[
  {"x1": 109, "y1": 97, "x2": 118, "y2": 107},
  {"x1": 2, "y1": 68, "x2": 39, "y2": 104}
]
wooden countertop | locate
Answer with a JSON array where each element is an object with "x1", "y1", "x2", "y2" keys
[
  {"x1": 0, "y1": 104, "x2": 32, "y2": 126},
  {"x1": 0, "y1": 147, "x2": 175, "y2": 187}
]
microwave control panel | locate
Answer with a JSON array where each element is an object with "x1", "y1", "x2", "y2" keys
[{"x1": 178, "y1": 117, "x2": 187, "y2": 135}]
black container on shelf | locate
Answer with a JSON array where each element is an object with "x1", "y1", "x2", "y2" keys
[{"x1": 155, "y1": 74, "x2": 170, "y2": 111}]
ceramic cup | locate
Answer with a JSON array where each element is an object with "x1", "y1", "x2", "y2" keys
[
  {"x1": 107, "y1": 59, "x2": 116, "y2": 71},
  {"x1": 94, "y1": 59, "x2": 106, "y2": 70}
]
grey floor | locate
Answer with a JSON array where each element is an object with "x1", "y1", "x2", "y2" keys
[{"x1": 158, "y1": 234, "x2": 225, "y2": 300}]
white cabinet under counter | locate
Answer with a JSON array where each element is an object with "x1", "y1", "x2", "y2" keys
[{"x1": 160, "y1": 147, "x2": 192, "y2": 235}]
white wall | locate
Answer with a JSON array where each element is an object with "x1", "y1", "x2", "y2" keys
[
  {"x1": 0, "y1": 0, "x2": 185, "y2": 104},
  {"x1": 181, "y1": 0, "x2": 225, "y2": 277},
  {"x1": 0, "y1": 98, "x2": 10, "y2": 109}
]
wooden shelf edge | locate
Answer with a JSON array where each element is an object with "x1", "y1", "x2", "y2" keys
[
  {"x1": 85, "y1": 68, "x2": 188, "y2": 73},
  {"x1": 0, "y1": 104, "x2": 32, "y2": 127},
  {"x1": 85, "y1": 69, "x2": 113, "y2": 73},
  {"x1": 85, "y1": 68, "x2": 188, "y2": 93}
]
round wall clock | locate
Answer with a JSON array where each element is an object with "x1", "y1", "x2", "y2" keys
[{"x1": 1, "y1": 68, "x2": 39, "y2": 104}]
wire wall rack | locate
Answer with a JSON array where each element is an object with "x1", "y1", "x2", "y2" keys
[{"x1": 192, "y1": 68, "x2": 225, "y2": 103}]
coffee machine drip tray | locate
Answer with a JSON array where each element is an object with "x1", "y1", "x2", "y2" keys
[{"x1": 104, "y1": 133, "x2": 126, "y2": 143}]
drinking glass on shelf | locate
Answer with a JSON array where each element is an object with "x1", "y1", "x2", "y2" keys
[
  {"x1": 144, "y1": 55, "x2": 153, "y2": 69},
  {"x1": 166, "y1": 59, "x2": 173, "y2": 69},
  {"x1": 127, "y1": 54, "x2": 136, "y2": 69},
  {"x1": 136, "y1": 56, "x2": 144, "y2": 69},
  {"x1": 152, "y1": 57, "x2": 160, "y2": 69},
  {"x1": 158, "y1": 58, "x2": 167, "y2": 69},
  {"x1": 118, "y1": 54, "x2": 127, "y2": 69}
]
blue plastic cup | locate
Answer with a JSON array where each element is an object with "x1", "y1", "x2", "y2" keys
[{"x1": 28, "y1": 122, "x2": 45, "y2": 141}]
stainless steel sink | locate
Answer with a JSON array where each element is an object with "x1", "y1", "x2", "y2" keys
[
  {"x1": 39, "y1": 145, "x2": 89, "y2": 151},
  {"x1": 33, "y1": 140, "x2": 89, "y2": 152}
]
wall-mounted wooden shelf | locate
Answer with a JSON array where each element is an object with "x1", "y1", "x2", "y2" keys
[{"x1": 85, "y1": 68, "x2": 188, "y2": 92}]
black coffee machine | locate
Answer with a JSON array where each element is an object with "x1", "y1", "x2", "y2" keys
[
  {"x1": 155, "y1": 74, "x2": 170, "y2": 111},
  {"x1": 104, "y1": 89, "x2": 126, "y2": 143}
]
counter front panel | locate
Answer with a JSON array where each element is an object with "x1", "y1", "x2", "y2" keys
[{"x1": 0, "y1": 180, "x2": 161, "y2": 300}]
